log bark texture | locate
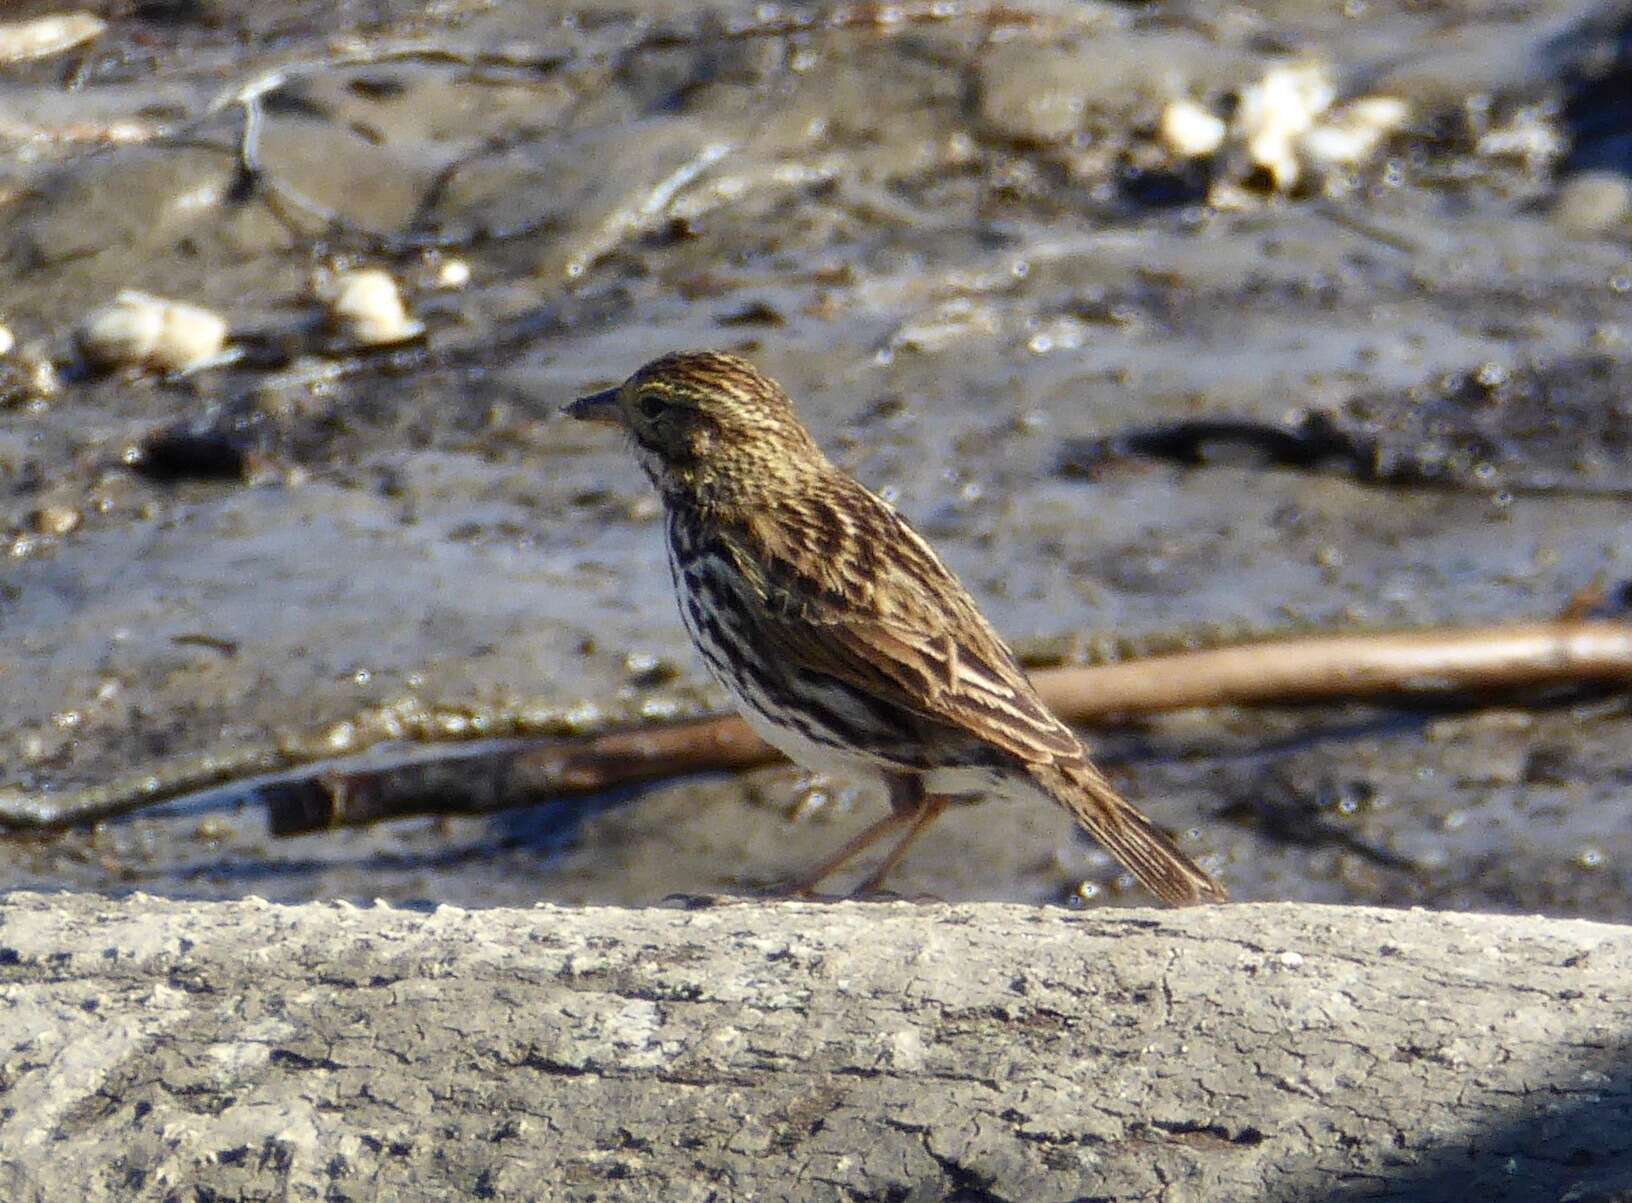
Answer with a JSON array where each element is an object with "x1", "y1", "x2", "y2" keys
[{"x1": 0, "y1": 892, "x2": 1628, "y2": 1202}]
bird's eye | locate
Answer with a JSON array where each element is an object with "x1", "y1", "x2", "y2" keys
[{"x1": 638, "y1": 395, "x2": 666, "y2": 421}]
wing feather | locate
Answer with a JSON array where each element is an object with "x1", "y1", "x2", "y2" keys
[{"x1": 712, "y1": 478, "x2": 1082, "y2": 766}]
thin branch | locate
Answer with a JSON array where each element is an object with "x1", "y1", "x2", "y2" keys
[{"x1": 1031, "y1": 619, "x2": 1632, "y2": 716}]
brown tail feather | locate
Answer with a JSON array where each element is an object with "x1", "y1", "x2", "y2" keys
[{"x1": 1026, "y1": 758, "x2": 1226, "y2": 906}]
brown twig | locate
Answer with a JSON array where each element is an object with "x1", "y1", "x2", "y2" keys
[
  {"x1": 1031, "y1": 620, "x2": 1632, "y2": 716},
  {"x1": 262, "y1": 619, "x2": 1632, "y2": 835}
]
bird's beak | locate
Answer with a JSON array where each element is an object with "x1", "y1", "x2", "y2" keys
[{"x1": 564, "y1": 386, "x2": 622, "y2": 425}]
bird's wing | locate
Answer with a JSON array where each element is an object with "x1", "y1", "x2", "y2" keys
[{"x1": 716, "y1": 480, "x2": 1082, "y2": 765}]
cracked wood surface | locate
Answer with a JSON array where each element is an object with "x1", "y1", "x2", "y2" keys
[{"x1": 0, "y1": 893, "x2": 1628, "y2": 1202}]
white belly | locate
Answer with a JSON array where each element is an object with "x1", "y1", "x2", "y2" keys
[{"x1": 667, "y1": 519, "x2": 889, "y2": 778}]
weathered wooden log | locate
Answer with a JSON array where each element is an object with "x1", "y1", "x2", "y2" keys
[{"x1": 0, "y1": 893, "x2": 1627, "y2": 1202}]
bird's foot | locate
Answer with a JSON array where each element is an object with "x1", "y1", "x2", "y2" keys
[{"x1": 658, "y1": 891, "x2": 757, "y2": 910}]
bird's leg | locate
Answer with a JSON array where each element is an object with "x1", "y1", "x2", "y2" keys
[
  {"x1": 782, "y1": 776, "x2": 947, "y2": 898},
  {"x1": 851, "y1": 787, "x2": 949, "y2": 897}
]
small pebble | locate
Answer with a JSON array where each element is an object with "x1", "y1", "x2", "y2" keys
[
  {"x1": 77, "y1": 290, "x2": 229, "y2": 374},
  {"x1": 1299, "y1": 96, "x2": 1409, "y2": 170},
  {"x1": 1201, "y1": 64, "x2": 1403, "y2": 199},
  {"x1": 0, "y1": 12, "x2": 105, "y2": 63},
  {"x1": 317, "y1": 268, "x2": 424, "y2": 347},
  {"x1": 0, "y1": 325, "x2": 13, "y2": 358},
  {"x1": 1238, "y1": 62, "x2": 1336, "y2": 192},
  {"x1": 1551, "y1": 171, "x2": 1632, "y2": 237},
  {"x1": 79, "y1": 293, "x2": 161, "y2": 367},
  {"x1": 1476, "y1": 106, "x2": 1565, "y2": 167},
  {"x1": 1160, "y1": 99, "x2": 1227, "y2": 160},
  {"x1": 193, "y1": 817, "x2": 232, "y2": 843},
  {"x1": 31, "y1": 504, "x2": 81, "y2": 536},
  {"x1": 434, "y1": 259, "x2": 471, "y2": 290},
  {"x1": 22, "y1": 347, "x2": 59, "y2": 398}
]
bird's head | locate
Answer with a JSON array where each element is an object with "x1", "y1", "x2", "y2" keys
[{"x1": 566, "y1": 351, "x2": 826, "y2": 500}]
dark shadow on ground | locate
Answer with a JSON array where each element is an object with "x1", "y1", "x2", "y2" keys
[{"x1": 1289, "y1": 1034, "x2": 1632, "y2": 1202}]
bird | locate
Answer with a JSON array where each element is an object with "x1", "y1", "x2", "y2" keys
[{"x1": 565, "y1": 351, "x2": 1226, "y2": 906}]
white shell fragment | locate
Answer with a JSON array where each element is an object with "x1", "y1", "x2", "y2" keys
[
  {"x1": 1237, "y1": 62, "x2": 1337, "y2": 192},
  {"x1": 1159, "y1": 99, "x2": 1227, "y2": 160},
  {"x1": 1476, "y1": 105, "x2": 1566, "y2": 169},
  {"x1": 317, "y1": 268, "x2": 424, "y2": 347},
  {"x1": 1552, "y1": 171, "x2": 1632, "y2": 236},
  {"x1": 77, "y1": 291, "x2": 229, "y2": 374},
  {"x1": 1165, "y1": 61, "x2": 1408, "y2": 200},
  {"x1": 433, "y1": 259, "x2": 471, "y2": 290},
  {"x1": 0, "y1": 325, "x2": 13, "y2": 359},
  {"x1": 0, "y1": 12, "x2": 106, "y2": 64},
  {"x1": 20, "y1": 345, "x2": 59, "y2": 398},
  {"x1": 1298, "y1": 96, "x2": 1410, "y2": 171}
]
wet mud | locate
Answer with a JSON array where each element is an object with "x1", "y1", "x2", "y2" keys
[{"x1": 1, "y1": 0, "x2": 1629, "y2": 915}]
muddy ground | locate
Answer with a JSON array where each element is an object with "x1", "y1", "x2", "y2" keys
[{"x1": 1, "y1": 0, "x2": 1629, "y2": 916}]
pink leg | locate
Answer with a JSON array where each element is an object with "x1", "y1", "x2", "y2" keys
[
  {"x1": 851, "y1": 793, "x2": 950, "y2": 896},
  {"x1": 785, "y1": 776, "x2": 949, "y2": 898},
  {"x1": 784, "y1": 808, "x2": 918, "y2": 897}
]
